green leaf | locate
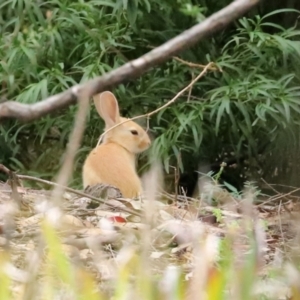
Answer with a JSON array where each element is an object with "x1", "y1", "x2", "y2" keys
[
  {"x1": 142, "y1": 0, "x2": 151, "y2": 12},
  {"x1": 261, "y1": 8, "x2": 300, "y2": 21},
  {"x1": 215, "y1": 98, "x2": 230, "y2": 135},
  {"x1": 126, "y1": 0, "x2": 138, "y2": 26}
]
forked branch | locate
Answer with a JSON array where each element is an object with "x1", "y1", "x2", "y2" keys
[{"x1": 0, "y1": 0, "x2": 260, "y2": 122}]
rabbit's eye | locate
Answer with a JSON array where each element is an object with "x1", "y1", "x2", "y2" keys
[{"x1": 130, "y1": 130, "x2": 138, "y2": 135}]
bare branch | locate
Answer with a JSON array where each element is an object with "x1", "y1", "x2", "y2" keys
[{"x1": 0, "y1": 0, "x2": 260, "y2": 122}]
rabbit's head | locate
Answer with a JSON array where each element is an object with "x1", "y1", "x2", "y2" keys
[{"x1": 93, "y1": 91, "x2": 151, "y2": 154}]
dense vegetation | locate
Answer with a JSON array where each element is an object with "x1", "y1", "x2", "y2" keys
[
  {"x1": 1, "y1": 2, "x2": 300, "y2": 299},
  {"x1": 1, "y1": 0, "x2": 300, "y2": 193}
]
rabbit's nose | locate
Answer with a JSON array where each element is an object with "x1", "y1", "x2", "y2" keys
[{"x1": 140, "y1": 138, "x2": 151, "y2": 149}]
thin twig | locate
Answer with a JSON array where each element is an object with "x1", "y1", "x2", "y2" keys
[
  {"x1": 17, "y1": 174, "x2": 142, "y2": 217},
  {"x1": 0, "y1": 164, "x2": 22, "y2": 206},
  {"x1": 257, "y1": 178, "x2": 300, "y2": 207},
  {"x1": 173, "y1": 56, "x2": 221, "y2": 71},
  {"x1": 51, "y1": 91, "x2": 90, "y2": 203},
  {"x1": 1, "y1": 164, "x2": 142, "y2": 216},
  {"x1": 97, "y1": 62, "x2": 215, "y2": 146},
  {"x1": 259, "y1": 178, "x2": 293, "y2": 213}
]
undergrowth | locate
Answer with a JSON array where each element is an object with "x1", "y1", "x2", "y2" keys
[{"x1": 0, "y1": 1, "x2": 300, "y2": 190}]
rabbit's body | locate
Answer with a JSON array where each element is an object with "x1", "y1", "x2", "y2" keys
[
  {"x1": 82, "y1": 92, "x2": 151, "y2": 198},
  {"x1": 83, "y1": 142, "x2": 142, "y2": 198}
]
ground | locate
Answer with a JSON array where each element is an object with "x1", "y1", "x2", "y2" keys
[{"x1": 0, "y1": 177, "x2": 299, "y2": 299}]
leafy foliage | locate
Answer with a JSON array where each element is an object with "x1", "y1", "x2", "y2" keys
[
  {"x1": 152, "y1": 9, "x2": 300, "y2": 187},
  {"x1": 0, "y1": 0, "x2": 300, "y2": 190}
]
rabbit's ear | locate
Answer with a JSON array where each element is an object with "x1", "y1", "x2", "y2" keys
[{"x1": 93, "y1": 91, "x2": 120, "y2": 127}]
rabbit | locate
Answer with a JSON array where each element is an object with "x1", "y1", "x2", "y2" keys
[{"x1": 82, "y1": 91, "x2": 151, "y2": 198}]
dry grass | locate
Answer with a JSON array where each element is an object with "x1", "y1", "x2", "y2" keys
[{"x1": 0, "y1": 172, "x2": 299, "y2": 300}]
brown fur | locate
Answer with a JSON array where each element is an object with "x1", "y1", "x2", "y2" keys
[{"x1": 82, "y1": 91, "x2": 151, "y2": 198}]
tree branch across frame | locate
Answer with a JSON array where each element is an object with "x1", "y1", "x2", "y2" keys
[{"x1": 0, "y1": 0, "x2": 260, "y2": 122}]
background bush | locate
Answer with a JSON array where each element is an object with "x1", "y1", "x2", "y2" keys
[{"x1": 1, "y1": 0, "x2": 300, "y2": 192}]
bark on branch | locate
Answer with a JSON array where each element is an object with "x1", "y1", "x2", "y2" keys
[{"x1": 0, "y1": 0, "x2": 260, "y2": 122}]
